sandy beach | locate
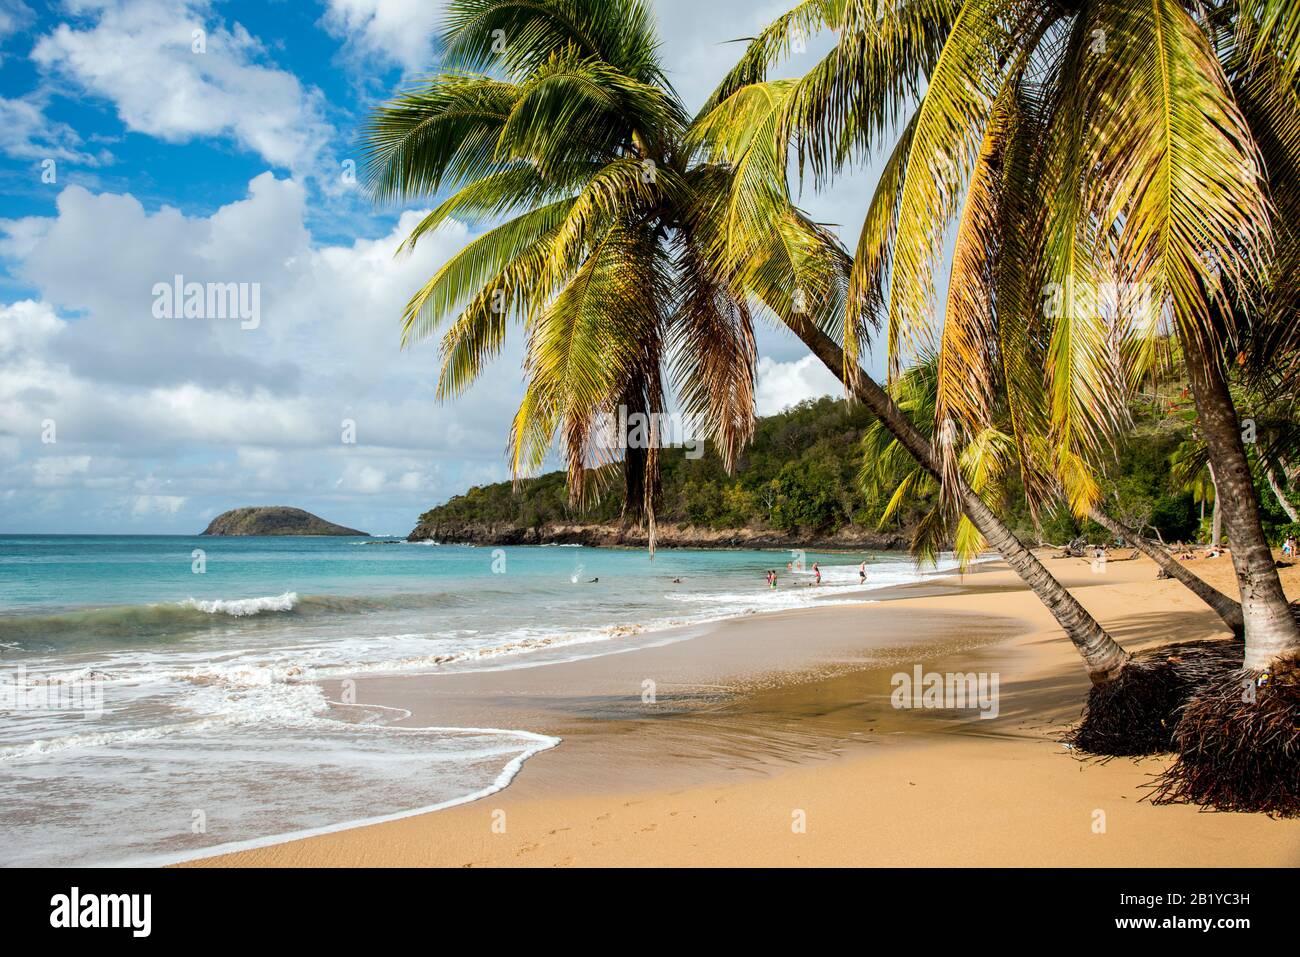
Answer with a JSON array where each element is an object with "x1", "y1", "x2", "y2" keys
[{"x1": 185, "y1": 550, "x2": 1300, "y2": 867}]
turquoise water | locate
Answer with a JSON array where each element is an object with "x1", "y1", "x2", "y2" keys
[{"x1": 0, "y1": 534, "x2": 964, "y2": 866}]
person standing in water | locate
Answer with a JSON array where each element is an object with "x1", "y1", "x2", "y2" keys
[
  {"x1": 812, "y1": 561, "x2": 821, "y2": 585},
  {"x1": 859, "y1": 560, "x2": 867, "y2": 584}
]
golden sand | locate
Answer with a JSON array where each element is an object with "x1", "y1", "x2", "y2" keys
[{"x1": 185, "y1": 550, "x2": 1300, "y2": 867}]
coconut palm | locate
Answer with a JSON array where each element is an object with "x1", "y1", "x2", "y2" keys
[
  {"x1": 1231, "y1": 375, "x2": 1300, "y2": 522},
  {"x1": 857, "y1": 357, "x2": 1016, "y2": 566},
  {"x1": 859, "y1": 357, "x2": 1245, "y2": 630},
  {"x1": 366, "y1": 0, "x2": 1132, "y2": 683},
  {"x1": 362, "y1": 0, "x2": 762, "y2": 556},
  {"x1": 1173, "y1": 438, "x2": 1221, "y2": 544},
  {"x1": 706, "y1": 0, "x2": 1299, "y2": 672},
  {"x1": 701, "y1": 199, "x2": 1132, "y2": 682}
]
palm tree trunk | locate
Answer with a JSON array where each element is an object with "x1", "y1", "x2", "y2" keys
[
  {"x1": 1087, "y1": 506, "x2": 1243, "y2": 634},
  {"x1": 1281, "y1": 453, "x2": 1298, "y2": 486},
  {"x1": 785, "y1": 316, "x2": 1130, "y2": 683},
  {"x1": 1182, "y1": 336, "x2": 1300, "y2": 670},
  {"x1": 1208, "y1": 465, "x2": 1222, "y2": 549},
  {"x1": 1264, "y1": 462, "x2": 1299, "y2": 523}
]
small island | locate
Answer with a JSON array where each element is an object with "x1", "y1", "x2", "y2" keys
[{"x1": 201, "y1": 507, "x2": 368, "y2": 537}]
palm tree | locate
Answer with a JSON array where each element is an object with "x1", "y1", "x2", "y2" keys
[
  {"x1": 716, "y1": 219, "x2": 1132, "y2": 682},
  {"x1": 1232, "y1": 376, "x2": 1300, "y2": 522},
  {"x1": 1262, "y1": 458, "x2": 1299, "y2": 523},
  {"x1": 858, "y1": 358, "x2": 1014, "y2": 565},
  {"x1": 362, "y1": 0, "x2": 761, "y2": 557},
  {"x1": 1173, "y1": 438, "x2": 1221, "y2": 543},
  {"x1": 707, "y1": 0, "x2": 1299, "y2": 673},
  {"x1": 365, "y1": 0, "x2": 1132, "y2": 684},
  {"x1": 861, "y1": 358, "x2": 1245, "y2": 631}
]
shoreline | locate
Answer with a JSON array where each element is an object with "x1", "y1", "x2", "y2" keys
[
  {"x1": 3, "y1": 544, "x2": 992, "y2": 868},
  {"x1": 162, "y1": 560, "x2": 994, "y2": 866},
  {"x1": 120, "y1": 726, "x2": 561, "y2": 868},
  {"x1": 184, "y1": 550, "x2": 1300, "y2": 867}
]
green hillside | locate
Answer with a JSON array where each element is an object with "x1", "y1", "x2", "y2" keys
[{"x1": 412, "y1": 382, "x2": 1297, "y2": 547}]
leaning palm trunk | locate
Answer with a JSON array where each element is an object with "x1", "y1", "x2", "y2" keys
[
  {"x1": 1086, "y1": 507, "x2": 1243, "y2": 634},
  {"x1": 786, "y1": 315, "x2": 1129, "y2": 684},
  {"x1": 1183, "y1": 340, "x2": 1300, "y2": 671},
  {"x1": 1264, "y1": 463, "x2": 1299, "y2": 523}
]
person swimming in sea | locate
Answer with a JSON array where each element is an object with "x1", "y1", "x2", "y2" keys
[{"x1": 588, "y1": 577, "x2": 599, "y2": 583}]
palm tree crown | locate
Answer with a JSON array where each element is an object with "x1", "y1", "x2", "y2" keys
[
  {"x1": 706, "y1": 0, "x2": 1300, "y2": 665},
  {"x1": 363, "y1": 0, "x2": 769, "y2": 552}
]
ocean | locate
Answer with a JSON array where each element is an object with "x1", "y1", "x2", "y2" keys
[{"x1": 0, "y1": 534, "x2": 971, "y2": 866}]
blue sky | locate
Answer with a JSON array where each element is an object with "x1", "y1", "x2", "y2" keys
[{"x1": 0, "y1": 0, "x2": 883, "y2": 535}]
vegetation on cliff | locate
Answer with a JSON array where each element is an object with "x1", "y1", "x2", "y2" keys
[{"x1": 412, "y1": 383, "x2": 1295, "y2": 546}]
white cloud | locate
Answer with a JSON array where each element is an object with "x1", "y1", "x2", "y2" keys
[
  {"x1": 317, "y1": 0, "x2": 820, "y2": 100},
  {"x1": 754, "y1": 355, "x2": 842, "y2": 416},
  {"x1": 651, "y1": 0, "x2": 833, "y2": 113},
  {"x1": 0, "y1": 298, "x2": 62, "y2": 355},
  {"x1": 321, "y1": 0, "x2": 442, "y2": 72},
  {"x1": 337, "y1": 462, "x2": 387, "y2": 494},
  {"x1": 131, "y1": 493, "x2": 186, "y2": 516},
  {"x1": 9, "y1": 174, "x2": 309, "y2": 391},
  {"x1": 32, "y1": 455, "x2": 91, "y2": 486},
  {"x1": 0, "y1": 0, "x2": 899, "y2": 534},
  {"x1": 32, "y1": 0, "x2": 334, "y2": 176},
  {"x1": 0, "y1": 190, "x2": 501, "y2": 449},
  {"x1": 0, "y1": 0, "x2": 33, "y2": 44},
  {"x1": 0, "y1": 173, "x2": 526, "y2": 532},
  {"x1": 335, "y1": 461, "x2": 434, "y2": 495},
  {"x1": 0, "y1": 94, "x2": 110, "y2": 165}
]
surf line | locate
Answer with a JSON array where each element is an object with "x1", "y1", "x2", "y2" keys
[{"x1": 149, "y1": 698, "x2": 561, "y2": 868}]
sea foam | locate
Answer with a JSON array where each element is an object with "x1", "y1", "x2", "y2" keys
[{"x1": 181, "y1": 592, "x2": 299, "y2": 616}]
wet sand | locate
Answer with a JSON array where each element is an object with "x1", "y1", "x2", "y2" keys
[{"x1": 185, "y1": 551, "x2": 1300, "y2": 867}]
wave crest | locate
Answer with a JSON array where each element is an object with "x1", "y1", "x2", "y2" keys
[{"x1": 181, "y1": 592, "x2": 298, "y2": 616}]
